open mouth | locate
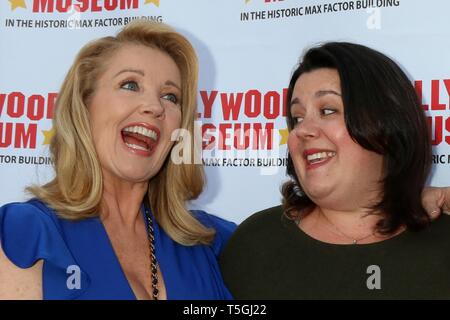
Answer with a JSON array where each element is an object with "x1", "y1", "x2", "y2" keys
[
  {"x1": 121, "y1": 124, "x2": 159, "y2": 155},
  {"x1": 304, "y1": 151, "x2": 336, "y2": 166}
]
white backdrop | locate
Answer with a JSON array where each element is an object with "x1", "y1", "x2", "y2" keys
[{"x1": 1, "y1": 0, "x2": 449, "y2": 223}]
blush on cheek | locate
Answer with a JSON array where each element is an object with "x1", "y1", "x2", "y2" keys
[{"x1": 287, "y1": 131, "x2": 299, "y2": 151}]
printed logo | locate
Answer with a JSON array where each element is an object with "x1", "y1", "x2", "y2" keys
[
  {"x1": 240, "y1": 0, "x2": 401, "y2": 23},
  {"x1": 199, "y1": 88, "x2": 288, "y2": 151},
  {"x1": 0, "y1": 92, "x2": 56, "y2": 150},
  {"x1": 0, "y1": 91, "x2": 55, "y2": 166},
  {"x1": 8, "y1": 0, "x2": 159, "y2": 12},
  {"x1": 196, "y1": 88, "x2": 289, "y2": 173},
  {"x1": 4, "y1": 0, "x2": 163, "y2": 29}
]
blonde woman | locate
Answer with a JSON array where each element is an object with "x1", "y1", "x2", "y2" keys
[{"x1": 0, "y1": 21, "x2": 235, "y2": 300}]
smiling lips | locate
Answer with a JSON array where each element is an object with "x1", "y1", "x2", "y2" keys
[
  {"x1": 303, "y1": 149, "x2": 336, "y2": 169},
  {"x1": 121, "y1": 124, "x2": 160, "y2": 156}
]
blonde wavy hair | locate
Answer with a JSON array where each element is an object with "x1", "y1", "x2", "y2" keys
[{"x1": 27, "y1": 20, "x2": 214, "y2": 245}]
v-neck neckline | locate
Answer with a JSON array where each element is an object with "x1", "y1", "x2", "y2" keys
[{"x1": 93, "y1": 207, "x2": 170, "y2": 300}]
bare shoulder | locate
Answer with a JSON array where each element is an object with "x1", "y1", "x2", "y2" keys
[{"x1": 0, "y1": 242, "x2": 43, "y2": 300}]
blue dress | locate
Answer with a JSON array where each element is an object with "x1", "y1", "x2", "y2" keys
[{"x1": 0, "y1": 199, "x2": 236, "y2": 300}]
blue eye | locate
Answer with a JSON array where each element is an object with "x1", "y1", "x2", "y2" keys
[
  {"x1": 121, "y1": 81, "x2": 139, "y2": 91},
  {"x1": 162, "y1": 93, "x2": 179, "y2": 104}
]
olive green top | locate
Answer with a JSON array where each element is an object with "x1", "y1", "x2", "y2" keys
[{"x1": 220, "y1": 206, "x2": 450, "y2": 299}]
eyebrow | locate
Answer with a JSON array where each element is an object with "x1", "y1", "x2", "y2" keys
[
  {"x1": 290, "y1": 89, "x2": 341, "y2": 110},
  {"x1": 113, "y1": 68, "x2": 145, "y2": 78},
  {"x1": 290, "y1": 97, "x2": 300, "y2": 106},
  {"x1": 164, "y1": 80, "x2": 181, "y2": 92},
  {"x1": 315, "y1": 90, "x2": 341, "y2": 98},
  {"x1": 113, "y1": 69, "x2": 181, "y2": 91}
]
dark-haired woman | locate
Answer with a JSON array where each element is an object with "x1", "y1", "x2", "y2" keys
[{"x1": 220, "y1": 42, "x2": 450, "y2": 299}]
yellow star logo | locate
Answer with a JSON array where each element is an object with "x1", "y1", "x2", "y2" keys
[
  {"x1": 279, "y1": 128, "x2": 289, "y2": 145},
  {"x1": 144, "y1": 0, "x2": 159, "y2": 7},
  {"x1": 9, "y1": 0, "x2": 27, "y2": 11},
  {"x1": 42, "y1": 127, "x2": 55, "y2": 145}
]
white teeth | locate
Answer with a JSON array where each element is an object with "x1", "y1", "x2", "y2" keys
[
  {"x1": 123, "y1": 126, "x2": 158, "y2": 141},
  {"x1": 125, "y1": 142, "x2": 149, "y2": 151},
  {"x1": 306, "y1": 151, "x2": 336, "y2": 162}
]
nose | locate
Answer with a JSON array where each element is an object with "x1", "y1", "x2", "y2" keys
[
  {"x1": 138, "y1": 93, "x2": 165, "y2": 119},
  {"x1": 293, "y1": 115, "x2": 320, "y2": 140}
]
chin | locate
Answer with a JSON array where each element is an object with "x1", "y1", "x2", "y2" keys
[
  {"x1": 116, "y1": 167, "x2": 155, "y2": 183},
  {"x1": 303, "y1": 185, "x2": 333, "y2": 201},
  {"x1": 123, "y1": 176, "x2": 153, "y2": 184}
]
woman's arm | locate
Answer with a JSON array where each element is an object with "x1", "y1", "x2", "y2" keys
[{"x1": 0, "y1": 243, "x2": 43, "y2": 300}]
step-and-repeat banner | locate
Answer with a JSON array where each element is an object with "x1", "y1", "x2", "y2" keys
[{"x1": 1, "y1": 0, "x2": 449, "y2": 223}]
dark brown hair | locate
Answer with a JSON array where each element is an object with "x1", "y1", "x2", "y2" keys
[{"x1": 282, "y1": 42, "x2": 432, "y2": 234}]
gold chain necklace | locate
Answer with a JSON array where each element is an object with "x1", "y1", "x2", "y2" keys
[
  {"x1": 144, "y1": 207, "x2": 159, "y2": 300},
  {"x1": 319, "y1": 211, "x2": 375, "y2": 245}
]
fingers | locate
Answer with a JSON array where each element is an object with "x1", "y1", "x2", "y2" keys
[
  {"x1": 431, "y1": 209, "x2": 441, "y2": 218},
  {"x1": 426, "y1": 208, "x2": 441, "y2": 220},
  {"x1": 422, "y1": 187, "x2": 444, "y2": 220}
]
